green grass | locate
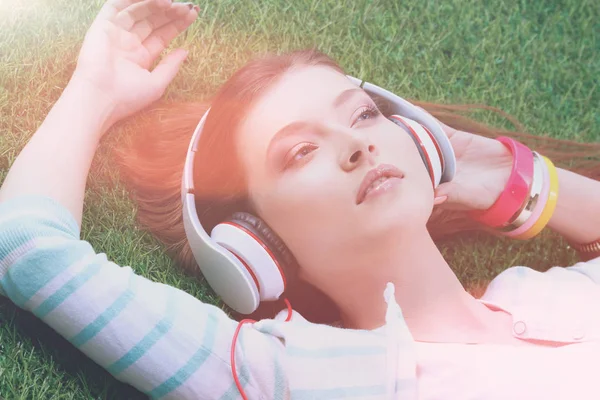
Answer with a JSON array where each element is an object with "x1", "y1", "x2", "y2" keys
[{"x1": 0, "y1": 0, "x2": 597, "y2": 398}]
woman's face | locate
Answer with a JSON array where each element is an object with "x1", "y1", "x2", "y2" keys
[{"x1": 236, "y1": 66, "x2": 434, "y2": 286}]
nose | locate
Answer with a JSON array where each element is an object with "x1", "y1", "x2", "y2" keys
[{"x1": 339, "y1": 133, "x2": 378, "y2": 172}]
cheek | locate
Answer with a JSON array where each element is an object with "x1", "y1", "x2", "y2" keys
[
  {"x1": 266, "y1": 166, "x2": 345, "y2": 221},
  {"x1": 253, "y1": 162, "x2": 351, "y2": 248}
]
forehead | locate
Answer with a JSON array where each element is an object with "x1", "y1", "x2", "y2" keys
[{"x1": 238, "y1": 66, "x2": 358, "y2": 152}]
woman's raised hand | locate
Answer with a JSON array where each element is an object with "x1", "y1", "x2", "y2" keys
[
  {"x1": 72, "y1": 0, "x2": 199, "y2": 130},
  {"x1": 432, "y1": 119, "x2": 514, "y2": 212}
]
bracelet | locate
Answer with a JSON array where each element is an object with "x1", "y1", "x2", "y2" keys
[
  {"x1": 514, "y1": 156, "x2": 559, "y2": 240},
  {"x1": 570, "y1": 239, "x2": 600, "y2": 254},
  {"x1": 470, "y1": 136, "x2": 534, "y2": 228},
  {"x1": 498, "y1": 152, "x2": 545, "y2": 232},
  {"x1": 503, "y1": 152, "x2": 551, "y2": 238}
]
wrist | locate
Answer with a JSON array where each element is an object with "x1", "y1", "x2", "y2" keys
[
  {"x1": 548, "y1": 168, "x2": 600, "y2": 245},
  {"x1": 470, "y1": 137, "x2": 534, "y2": 226},
  {"x1": 470, "y1": 137, "x2": 559, "y2": 240},
  {"x1": 503, "y1": 154, "x2": 558, "y2": 240},
  {"x1": 482, "y1": 138, "x2": 513, "y2": 208},
  {"x1": 65, "y1": 73, "x2": 118, "y2": 133}
]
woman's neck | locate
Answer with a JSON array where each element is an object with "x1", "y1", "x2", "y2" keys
[{"x1": 330, "y1": 228, "x2": 506, "y2": 343}]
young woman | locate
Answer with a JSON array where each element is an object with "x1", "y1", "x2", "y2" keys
[{"x1": 1, "y1": 0, "x2": 599, "y2": 399}]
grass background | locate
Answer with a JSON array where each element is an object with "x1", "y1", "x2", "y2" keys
[{"x1": 0, "y1": 0, "x2": 598, "y2": 398}]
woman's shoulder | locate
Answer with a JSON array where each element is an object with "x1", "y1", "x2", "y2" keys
[
  {"x1": 485, "y1": 255, "x2": 600, "y2": 291},
  {"x1": 482, "y1": 256, "x2": 600, "y2": 302},
  {"x1": 479, "y1": 256, "x2": 600, "y2": 343}
]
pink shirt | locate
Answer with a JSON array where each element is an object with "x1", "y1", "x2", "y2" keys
[{"x1": 415, "y1": 256, "x2": 600, "y2": 399}]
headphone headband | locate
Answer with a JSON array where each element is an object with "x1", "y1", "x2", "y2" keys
[
  {"x1": 182, "y1": 106, "x2": 263, "y2": 312},
  {"x1": 182, "y1": 76, "x2": 456, "y2": 314}
]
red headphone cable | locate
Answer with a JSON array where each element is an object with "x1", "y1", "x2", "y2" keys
[{"x1": 231, "y1": 298, "x2": 293, "y2": 399}]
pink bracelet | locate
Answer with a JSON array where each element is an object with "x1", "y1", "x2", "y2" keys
[
  {"x1": 504, "y1": 151, "x2": 550, "y2": 238},
  {"x1": 498, "y1": 152, "x2": 544, "y2": 231},
  {"x1": 470, "y1": 137, "x2": 534, "y2": 228}
]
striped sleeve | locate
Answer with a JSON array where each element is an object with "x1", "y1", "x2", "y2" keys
[{"x1": 0, "y1": 195, "x2": 289, "y2": 399}]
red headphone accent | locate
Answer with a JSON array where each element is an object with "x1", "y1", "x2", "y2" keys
[
  {"x1": 220, "y1": 221, "x2": 288, "y2": 289},
  {"x1": 231, "y1": 298, "x2": 293, "y2": 400},
  {"x1": 230, "y1": 252, "x2": 261, "y2": 294},
  {"x1": 389, "y1": 116, "x2": 435, "y2": 187},
  {"x1": 223, "y1": 221, "x2": 294, "y2": 399},
  {"x1": 422, "y1": 125, "x2": 445, "y2": 173}
]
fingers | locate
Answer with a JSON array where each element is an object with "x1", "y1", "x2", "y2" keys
[
  {"x1": 130, "y1": 2, "x2": 191, "y2": 42},
  {"x1": 433, "y1": 195, "x2": 448, "y2": 206},
  {"x1": 433, "y1": 182, "x2": 468, "y2": 210},
  {"x1": 96, "y1": 0, "x2": 149, "y2": 20},
  {"x1": 433, "y1": 182, "x2": 453, "y2": 203},
  {"x1": 114, "y1": 0, "x2": 172, "y2": 31},
  {"x1": 143, "y1": 6, "x2": 199, "y2": 60},
  {"x1": 151, "y1": 48, "x2": 189, "y2": 94},
  {"x1": 111, "y1": 0, "x2": 160, "y2": 13}
]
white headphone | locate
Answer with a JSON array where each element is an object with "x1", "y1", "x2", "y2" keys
[{"x1": 181, "y1": 76, "x2": 456, "y2": 314}]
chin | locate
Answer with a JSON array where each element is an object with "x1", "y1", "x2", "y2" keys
[
  {"x1": 356, "y1": 180, "x2": 432, "y2": 236},
  {"x1": 362, "y1": 204, "x2": 429, "y2": 241}
]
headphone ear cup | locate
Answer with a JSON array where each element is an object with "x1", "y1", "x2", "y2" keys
[
  {"x1": 389, "y1": 116, "x2": 431, "y2": 178},
  {"x1": 229, "y1": 212, "x2": 297, "y2": 275},
  {"x1": 388, "y1": 115, "x2": 443, "y2": 187},
  {"x1": 212, "y1": 212, "x2": 295, "y2": 302}
]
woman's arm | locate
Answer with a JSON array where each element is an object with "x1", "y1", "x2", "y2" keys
[
  {"x1": 432, "y1": 123, "x2": 599, "y2": 251},
  {"x1": 547, "y1": 168, "x2": 600, "y2": 246},
  {"x1": 0, "y1": 0, "x2": 197, "y2": 226},
  {"x1": 0, "y1": 194, "x2": 282, "y2": 399},
  {"x1": 0, "y1": 78, "x2": 113, "y2": 226},
  {"x1": 0, "y1": 2, "x2": 289, "y2": 398}
]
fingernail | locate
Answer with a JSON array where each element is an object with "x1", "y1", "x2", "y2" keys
[{"x1": 434, "y1": 195, "x2": 448, "y2": 205}]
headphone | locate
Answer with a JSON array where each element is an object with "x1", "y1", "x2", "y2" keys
[{"x1": 181, "y1": 76, "x2": 457, "y2": 314}]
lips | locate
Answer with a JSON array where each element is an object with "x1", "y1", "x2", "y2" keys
[{"x1": 356, "y1": 164, "x2": 404, "y2": 205}]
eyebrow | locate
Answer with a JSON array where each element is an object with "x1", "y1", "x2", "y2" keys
[
  {"x1": 266, "y1": 121, "x2": 312, "y2": 160},
  {"x1": 266, "y1": 88, "x2": 367, "y2": 158},
  {"x1": 332, "y1": 87, "x2": 365, "y2": 109}
]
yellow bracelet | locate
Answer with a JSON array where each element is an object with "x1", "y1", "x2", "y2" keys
[{"x1": 515, "y1": 155, "x2": 559, "y2": 240}]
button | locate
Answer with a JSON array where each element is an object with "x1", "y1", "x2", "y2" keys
[{"x1": 513, "y1": 321, "x2": 527, "y2": 335}]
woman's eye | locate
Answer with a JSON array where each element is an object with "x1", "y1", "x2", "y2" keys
[
  {"x1": 354, "y1": 105, "x2": 380, "y2": 124},
  {"x1": 295, "y1": 145, "x2": 314, "y2": 158},
  {"x1": 284, "y1": 143, "x2": 317, "y2": 169}
]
